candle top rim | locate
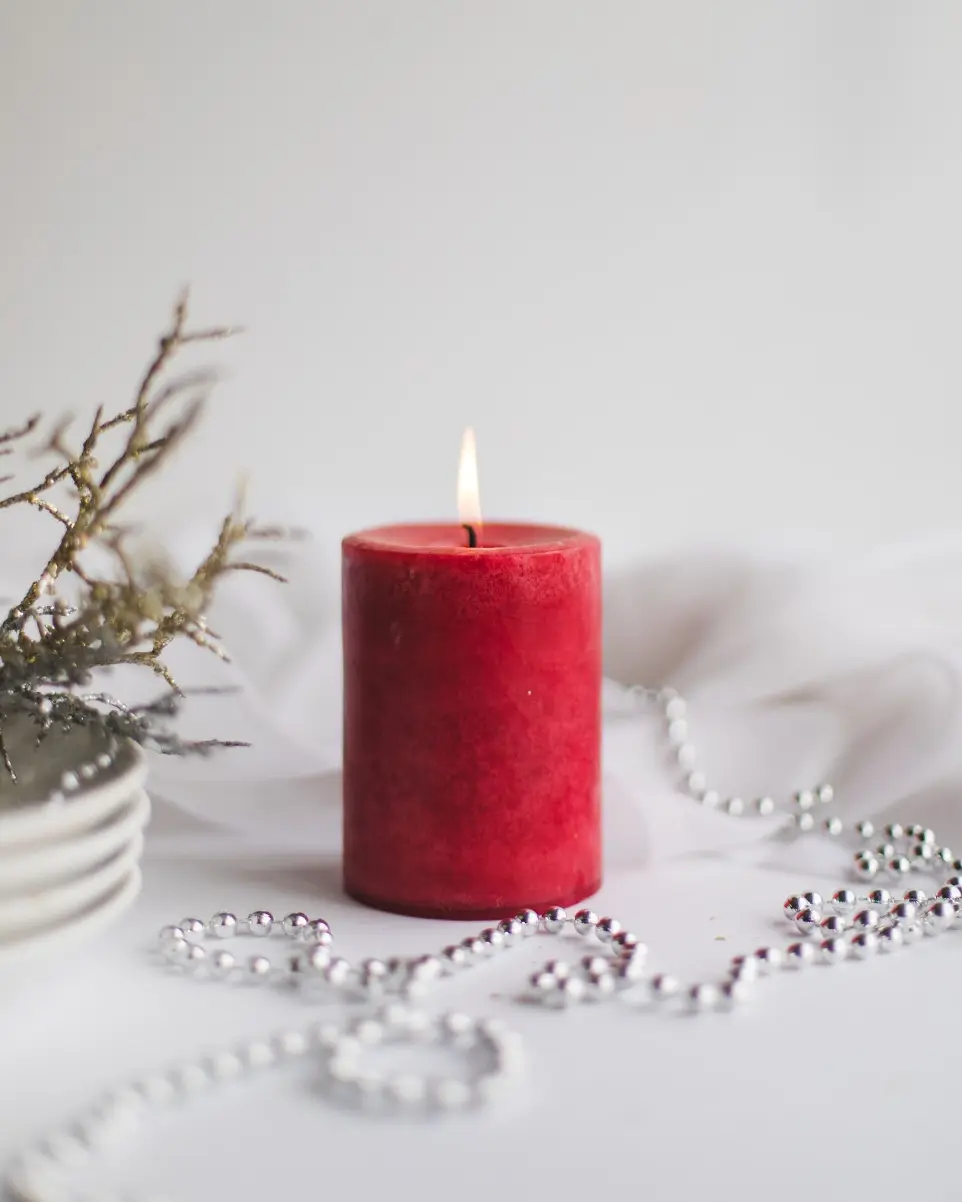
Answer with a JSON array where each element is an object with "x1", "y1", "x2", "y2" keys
[{"x1": 343, "y1": 521, "x2": 598, "y2": 555}]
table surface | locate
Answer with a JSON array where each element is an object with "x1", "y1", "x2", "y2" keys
[{"x1": 1, "y1": 797, "x2": 958, "y2": 1202}]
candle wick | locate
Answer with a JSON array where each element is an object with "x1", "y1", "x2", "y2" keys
[{"x1": 462, "y1": 524, "x2": 478, "y2": 549}]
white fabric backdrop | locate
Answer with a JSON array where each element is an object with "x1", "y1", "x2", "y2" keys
[{"x1": 137, "y1": 530, "x2": 962, "y2": 870}]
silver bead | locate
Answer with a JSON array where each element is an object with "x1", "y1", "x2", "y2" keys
[
  {"x1": 438, "y1": 1012, "x2": 475, "y2": 1042},
  {"x1": 925, "y1": 900, "x2": 956, "y2": 933},
  {"x1": 784, "y1": 894, "x2": 808, "y2": 920},
  {"x1": 852, "y1": 909, "x2": 880, "y2": 931},
  {"x1": 817, "y1": 784, "x2": 835, "y2": 805},
  {"x1": 823, "y1": 816, "x2": 844, "y2": 837},
  {"x1": 687, "y1": 983, "x2": 719, "y2": 1012},
  {"x1": 515, "y1": 909, "x2": 540, "y2": 936},
  {"x1": 935, "y1": 846, "x2": 954, "y2": 867},
  {"x1": 911, "y1": 842, "x2": 935, "y2": 866},
  {"x1": 952, "y1": 858, "x2": 962, "y2": 873},
  {"x1": 729, "y1": 955, "x2": 758, "y2": 981},
  {"x1": 247, "y1": 911, "x2": 274, "y2": 937},
  {"x1": 325, "y1": 958, "x2": 353, "y2": 986},
  {"x1": 556, "y1": 977, "x2": 587, "y2": 1006},
  {"x1": 460, "y1": 938, "x2": 485, "y2": 962},
  {"x1": 596, "y1": 917, "x2": 622, "y2": 944},
  {"x1": 581, "y1": 955, "x2": 610, "y2": 976},
  {"x1": 725, "y1": 797, "x2": 745, "y2": 816},
  {"x1": 282, "y1": 912, "x2": 311, "y2": 939},
  {"x1": 853, "y1": 852, "x2": 879, "y2": 880},
  {"x1": 307, "y1": 919, "x2": 331, "y2": 942},
  {"x1": 794, "y1": 789, "x2": 816, "y2": 811},
  {"x1": 611, "y1": 931, "x2": 640, "y2": 956},
  {"x1": 275, "y1": 1030, "x2": 310, "y2": 1057},
  {"x1": 786, "y1": 941, "x2": 816, "y2": 967},
  {"x1": 935, "y1": 884, "x2": 962, "y2": 907},
  {"x1": 542, "y1": 958, "x2": 571, "y2": 980},
  {"x1": 879, "y1": 925, "x2": 904, "y2": 952},
  {"x1": 247, "y1": 954, "x2": 271, "y2": 978},
  {"x1": 720, "y1": 979, "x2": 752, "y2": 1005},
  {"x1": 795, "y1": 812, "x2": 815, "y2": 833},
  {"x1": 819, "y1": 936, "x2": 848, "y2": 963},
  {"x1": 887, "y1": 857, "x2": 912, "y2": 877},
  {"x1": 441, "y1": 945, "x2": 470, "y2": 972},
  {"x1": 794, "y1": 907, "x2": 822, "y2": 936},
  {"x1": 687, "y1": 771, "x2": 707, "y2": 798},
  {"x1": 586, "y1": 972, "x2": 617, "y2": 1001},
  {"x1": 676, "y1": 743, "x2": 698, "y2": 770},
  {"x1": 409, "y1": 954, "x2": 443, "y2": 981},
  {"x1": 919, "y1": 828, "x2": 936, "y2": 846},
  {"x1": 649, "y1": 973, "x2": 680, "y2": 1000},
  {"x1": 159, "y1": 924, "x2": 185, "y2": 946},
  {"x1": 184, "y1": 944, "x2": 206, "y2": 970},
  {"x1": 868, "y1": 888, "x2": 892, "y2": 908},
  {"x1": 434, "y1": 1078, "x2": 472, "y2": 1110},
  {"x1": 702, "y1": 789, "x2": 721, "y2": 808},
  {"x1": 830, "y1": 890, "x2": 858, "y2": 915},
  {"x1": 901, "y1": 922, "x2": 923, "y2": 944},
  {"x1": 755, "y1": 796, "x2": 776, "y2": 817},
  {"x1": 667, "y1": 718, "x2": 689, "y2": 744},
  {"x1": 479, "y1": 929, "x2": 506, "y2": 955},
  {"x1": 497, "y1": 918, "x2": 525, "y2": 946},
  {"x1": 615, "y1": 957, "x2": 647, "y2": 984},
  {"x1": 753, "y1": 946, "x2": 784, "y2": 974},
  {"x1": 876, "y1": 842, "x2": 896, "y2": 860},
  {"x1": 161, "y1": 937, "x2": 191, "y2": 963},
  {"x1": 802, "y1": 891, "x2": 823, "y2": 909},
  {"x1": 360, "y1": 958, "x2": 390, "y2": 986},
  {"x1": 304, "y1": 945, "x2": 332, "y2": 972},
  {"x1": 573, "y1": 909, "x2": 599, "y2": 937},
  {"x1": 885, "y1": 822, "x2": 905, "y2": 841},
  {"x1": 855, "y1": 820, "x2": 875, "y2": 839},
  {"x1": 209, "y1": 950, "x2": 235, "y2": 977},
  {"x1": 903, "y1": 889, "x2": 928, "y2": 908},
  {"x1": 204, "y1": 1052, "x2": 244, "y2": 1081},
  {"x1": 530, "y1": 970, "x2": 558, "y2": 994},
  {"x1": 209, "y1": 912, "x2": 238, "y2": 939},
  {"x1": 179, "y1": 918, "x2": 206, "y2": 942},
  {"x1": 850, "y1": 931, "x2": 879, "y2": 959},
  {"x1": 820, "y1": 915, "x2": 847, "y2": 936},
  {"x1": 890, "y1": 901, "x2": 917, "y2": 923},
  {"x1": 541, "y1": 906, "x2": 567, "y2": 933},
  {"x1": 947, "y1": 875, "x2": 962, "y2": 890},
  {"x1": 664, "y1": 696, "x2": 686, "y2": 720}
]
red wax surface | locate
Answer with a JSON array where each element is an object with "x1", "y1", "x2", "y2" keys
[{"x1": 342, "y1": 522, "x2": 602, "y2": 919}]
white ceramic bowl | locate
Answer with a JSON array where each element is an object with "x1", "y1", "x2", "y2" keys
[
  {"x1": 0, "y1": 866, "x2": 142, "y2": 971},
  {"x1": 0, "y1": 832, "x2": 144, "y2": 939},
  {"x1": 0, "y1": 726, "x2": 148, "y2": 849},
  {"x1": 0, "y1": 789, "x2": 150, "y2": 895},
  {"x1": 0, "y1": 788, "x2": 150, "y2": 894}
]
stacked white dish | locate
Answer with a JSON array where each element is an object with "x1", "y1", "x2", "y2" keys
[{"x1": 0, "y1": 725, "x2": 149, "y2": 972}]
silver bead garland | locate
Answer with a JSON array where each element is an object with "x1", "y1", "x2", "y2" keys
[{"x1": 8, "y1": 682, "x2": 962, "y2": 1202}]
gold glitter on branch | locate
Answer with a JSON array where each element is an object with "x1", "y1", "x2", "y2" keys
[{"x1": 0, "y1": 292, "x2": 286, "y2": 776}]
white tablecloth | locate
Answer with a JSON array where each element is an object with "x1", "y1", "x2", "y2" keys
[{"x1": 2, "y1": 787, "x2": 960, "y2": 1202}]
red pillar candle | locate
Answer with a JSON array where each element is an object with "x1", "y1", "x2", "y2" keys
[{"x1": 342, "y1": 521, "x2": 602, "y2": 919}]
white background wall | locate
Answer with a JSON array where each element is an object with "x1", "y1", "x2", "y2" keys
[{"x1": 3, "y1": 2, "x2": 962, "y2": 576}]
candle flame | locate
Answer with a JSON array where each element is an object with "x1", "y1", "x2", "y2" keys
[{"x1": 457, "y1": 427, "x2": 482, "y2": 530}]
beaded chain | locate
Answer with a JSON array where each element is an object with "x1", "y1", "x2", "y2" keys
[{"x1": 7, "y1": 684, "x2": 962, "y2": 1202}]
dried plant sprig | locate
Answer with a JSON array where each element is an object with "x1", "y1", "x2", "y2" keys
[{"x1": 0, "y1": 293, "x2": 284, "y2": 779}]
